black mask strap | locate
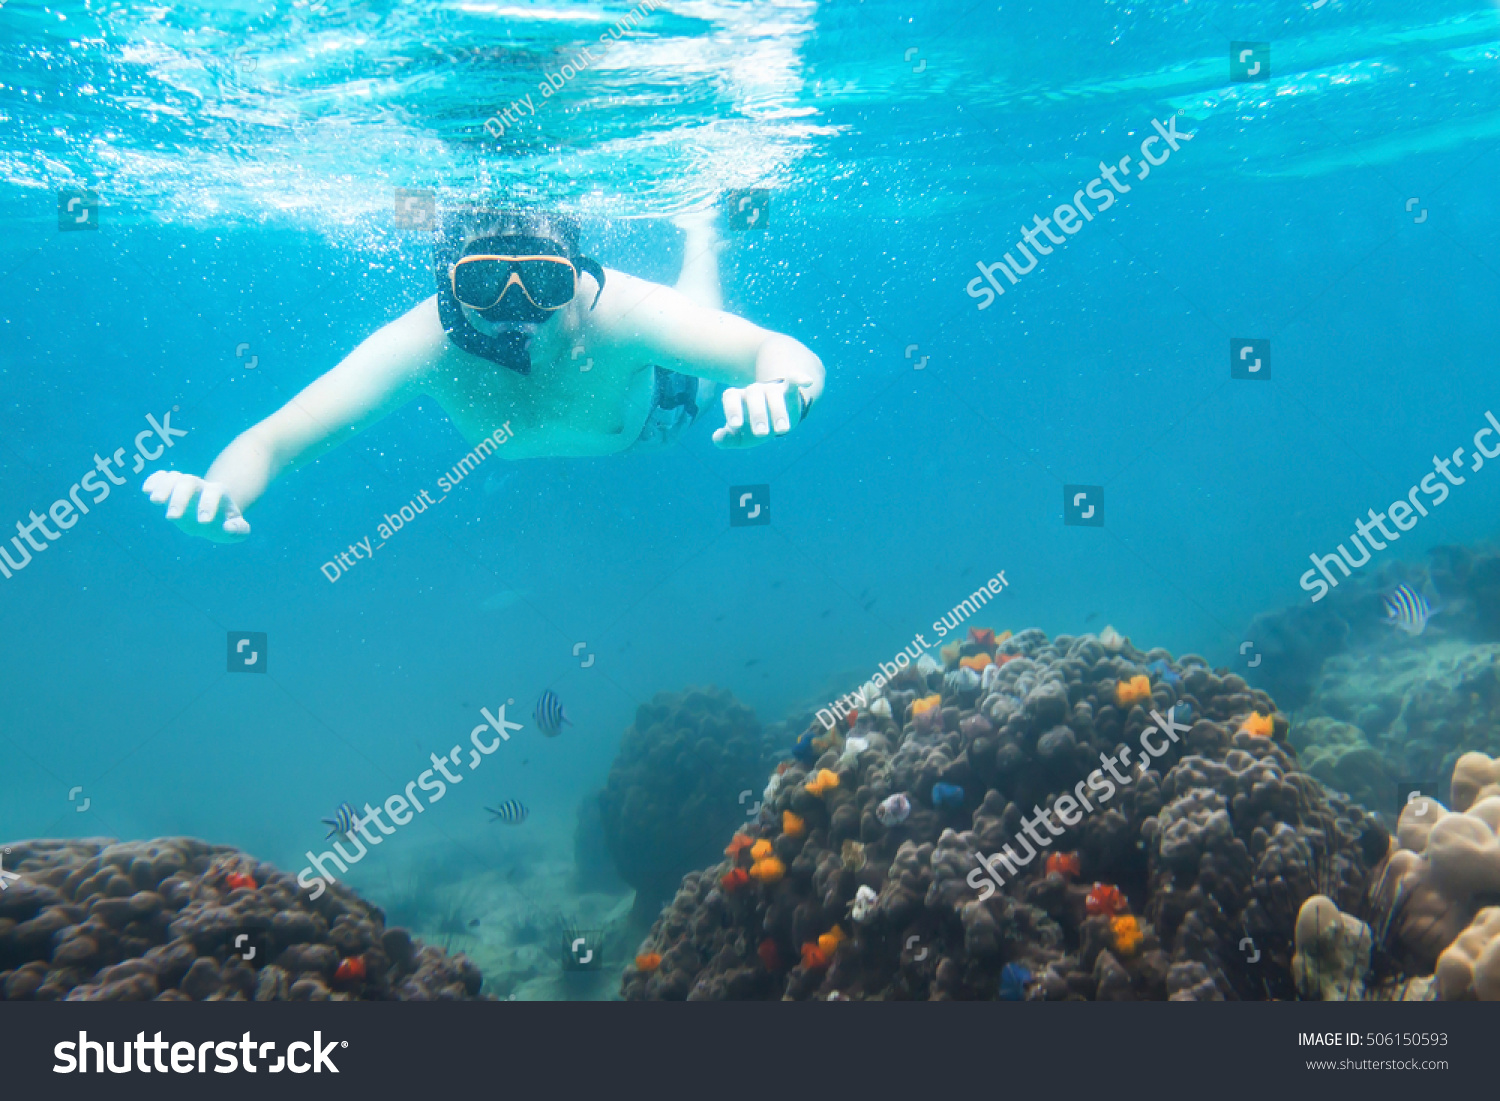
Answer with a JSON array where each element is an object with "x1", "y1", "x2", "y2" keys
[
  {"x1": 436, "y1": 290, "x2": 533, "y2": 375},
  {"x1": 576, "y1": 256, "x2": 605, "y2": 308}
]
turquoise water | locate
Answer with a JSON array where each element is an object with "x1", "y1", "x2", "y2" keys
[{"x1": 2, "y1": 0, "x2": 1499, "y2": 989}]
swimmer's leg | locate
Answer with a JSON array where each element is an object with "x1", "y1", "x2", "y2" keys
[{"x1": 670, "y1": 209, "x2": 725, "y2": 311}]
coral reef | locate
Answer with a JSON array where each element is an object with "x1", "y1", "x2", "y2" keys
[
  {"x1": 1435, "y1": 907, "x2": 1500, "y2": 1000},
  {"x1": 1240, "y1": 541, "x2": 1500, "y2": 710},
  {"x1": 624, "y1": 628, "x2": 1396, "y2": 1001},
  {"x1": 1295, "y1": 640, "x2": 1500, "y2": 795},
  {"x1": 1292, "y1": 894, "x2": 1372, "y2": 1001},
  {"x1": 0, "y1": 837, "x2": 485, "y2": 1001},
  {"x1": 1288, "y1": 718, "x2": 1393, "y2": 815},
  {"x1": 597, "y1": 686, "x2": 774, "y2": 916}
]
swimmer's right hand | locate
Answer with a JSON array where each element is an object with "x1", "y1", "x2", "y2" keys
[{"x1": 142, "y1": 471, "x2": 251, "y2": 543}]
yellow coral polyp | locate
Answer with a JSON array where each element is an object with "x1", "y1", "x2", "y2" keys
[
  {"x1": 939, "y1": 641, "x2": 963, "y2": 669},
  {"x1": 910, "y1": 694, "x2": 942, "y2": 717},
  {"x1": 959, "y1": 653, "x2": 992, "y2": 673},
  {"x1": 782, "y1": 811, "x2": 806, "y2": 838},
  {"x1": 750, "y1": 838, "x2": 774, "y2": 861},
  {"x1": 1114, "y1": 675, "x2": 1151, "y2": 708},
  {"x1": 1243, "y1": 711, "x2": 1274, "y2": 737},
  {"x1": 806, "y1": 769, "x2": 841, "y2": 797},
  {"x1": 1111, "y1": 914, "x2": 1143, "y2": 956},
  {"x1": 817, "y1": 925, "x2": 847, "y2": 956},
  {"x1": 749, "y1": 856, "x2": 785, "y2": 883}
]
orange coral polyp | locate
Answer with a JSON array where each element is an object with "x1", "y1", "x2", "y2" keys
[
  {"x1": 1111, "y1": 914, "x2": 1143, "y2": 956},
  {"x1": 911, "y1": 695, "x2": 942, "y2": 716},
  {"x1": 817, "y1": 925, "x2": 847, "y2": 956},
  {"x1": 1244, "y1": 711, "x2": 1274, "y2": 737},
  {"x1": 806, "y1": 769, "x2": 841, "y2": 797},
  {"x1": 750, "y1": 856, "x2": 786, "y2": 883},
  {"x1": 720, "y1": 867, "x2": 750, "y2": 893},
  {"x1": 782, "y1": 810, "x2": 806, "y2": 837},
  {"x1": 1114, "y1": 675, "x2": 1151, "y2": 707},
  {"x1": 725, "y1": 833, "x2": 754, "y2": 858},
  {"x1": 750, "y1": 838, "x2": 774, "y2": 861},
  {"x1": 1045, "y1": 851, "x2": 1081, "y2": 878},
  {"x1": 635, "y1": 952, "x2": 663, "y2": 972},
  {"x1": 959, "y1": 653, "x2": 992, "y2": 673},
  {"x1": 800, "y1": 942, "x2": 829, "y2": 970}
]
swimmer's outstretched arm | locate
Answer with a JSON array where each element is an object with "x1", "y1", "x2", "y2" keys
[
  {"x1": 143, "y1": 301, "x2": 442, "y2": 541},
  {"x1": 590, "y1": 270, "x2": 825, "y2": 448}
]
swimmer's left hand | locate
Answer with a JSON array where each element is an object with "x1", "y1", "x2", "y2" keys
[{"x1": 712, "y1": 378, "x2": 811, "y2": 449}]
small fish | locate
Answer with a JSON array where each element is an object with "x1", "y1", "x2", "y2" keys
[
  {"x1": 322, "y1": 801, "x2": 361, "y2": 840},
  {"x1": 486, "y1": 800, "x2": 529, "y2": 825},
  {"x1": 1084, "y1": 611, "x2": 1100, "y2": 624},
  {"x1": 931, "y1": 782, "x2": 965, "y2": 809},
  {"x1": 468, "y1": 918, "x2": 481, "y2": 928},
  {"x1": 1383, "y1": 584, "x2": 1436, "y2": 637},
  {"x1": 876, "y1": 792, "x2": 911, "y2": 826},
  {"x1": 792, "y1": 728, "x2": 819, "y2": 764},
  {"x1": 534, "y1": 690, "x2": 570, "y2": 737}
]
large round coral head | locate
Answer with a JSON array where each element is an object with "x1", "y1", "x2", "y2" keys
[
  {"x1": 1086, "y1": 883, "x2": 1127, "y2": 917},
  {"x1": 333, "y1": 956, "x2": 366, "y2": 985}
]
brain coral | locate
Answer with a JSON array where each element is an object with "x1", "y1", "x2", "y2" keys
[
  {"x1": 1451, "y1": 751, "x2": 1500, "y2": 812},
  {"x1": 0, "y1": 837, "x2": 484, "y2": 1001},
  {"x1": 623, "y1": 629, "x2": 1390, "y2": 1002},
  {"x1": 1435, "y1": 906, "x2": 1500, "y2": 1000},
  {"x1": 597, "y1": 686, "x2": 773, "y2": 916}
]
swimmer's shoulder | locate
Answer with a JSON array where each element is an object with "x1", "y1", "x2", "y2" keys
[{"x1": 385, "y1": 295, "x2": 462, "y2": 372}]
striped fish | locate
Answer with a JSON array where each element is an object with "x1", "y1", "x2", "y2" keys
[
  {"x1": 486, "y1": 800, "x2": 529, "y2": 825},
  {"x1": 1382, "y1": 584, "x2": 1434, "y2": 637},
  {"x1": 322, "y1": 801, "x2": 361, "y2": 839},
  {"x1": 534, "y1": 690, "x2": 570, "y2": 737}
]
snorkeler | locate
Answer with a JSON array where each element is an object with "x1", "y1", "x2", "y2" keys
[{"x1": 142, "y1": 208, "x2": 824, "y2": 542}]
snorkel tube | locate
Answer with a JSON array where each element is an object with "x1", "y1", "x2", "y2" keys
[{"x1": 434, "y1": 208, "x2": 605, "y2": 375}]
